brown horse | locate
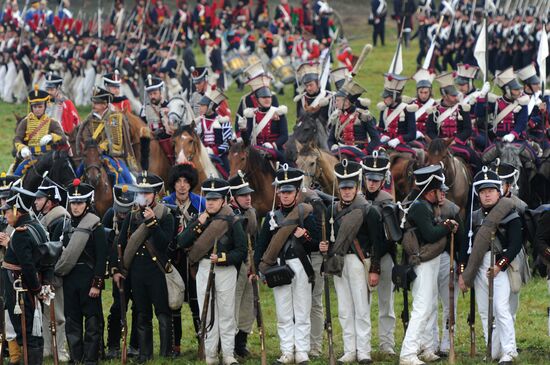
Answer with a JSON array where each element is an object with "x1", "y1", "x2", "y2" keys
[
  {"x1": 295, "y1": 141, "x2": 338, "y2": 194},
  {"x1": 81, "y1": 140, "x2": 113, "y2": 218},
  {"x1": 388, "y1": 151, "x2": 418, "y2": 203},
  {"x1": 426, "y1": 138, "x2": 472, "y2": 218},
  {"x1": 172, "y1": 126, "x2": 220, "y2": 193},
  {"x1": 228, "y1": 142, "x2": 276, "y2": 218}
]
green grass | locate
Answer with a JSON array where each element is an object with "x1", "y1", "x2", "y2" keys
[{"x1": 2, "y1": 21, "x2": 550, "y2": 365}]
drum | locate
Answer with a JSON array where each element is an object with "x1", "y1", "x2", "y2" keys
[
  {"x1": 270, "y1": 56, "x2": 295, "y2": 85},
  {"x1": 224, "y1": 50, "x2": 247, "y2": 77},
  {"x1": 247, "y1": 53, "x2": 262, "y2": 68}
]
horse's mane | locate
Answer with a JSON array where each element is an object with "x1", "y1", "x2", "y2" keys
[
  {"x1": 230, "y1": 142, "x2": 275, "y2": 177},
  {"x1": 427, "y1": 138, "x2": 448, "y2": 157},
  {"x1": 500, "y1": 143, "x2": 523, "y2": 170}
]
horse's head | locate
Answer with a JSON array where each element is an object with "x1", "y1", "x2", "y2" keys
[
  {"x1": 229, "y1": 141, "x2": 249, "y2": 176},
  {"x1": 173, "y1": 126, "x2": 199, "y2": 164},
  {"x1": 82, "y1": 140, "x2": 103, "y2": 187},
  {"x1": 49, "y1": 150, "x2": 76, "y2": 186},
  {"x1": 426, "y1": 138, "x2": 451, "y2": 166},
  {"x1": 294, "y1": 114, "x2": 319, "y2": 144},
  {"x1": 296, "y1": 144, "x2": 321, "y2": 189},
  {"x1": 168, "y1": 95, "x2": 191, "y2": 129}
]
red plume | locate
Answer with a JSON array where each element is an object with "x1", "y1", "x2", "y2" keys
[{"x1": 73, "y1": 178, "x2": 81, "y2": 186}]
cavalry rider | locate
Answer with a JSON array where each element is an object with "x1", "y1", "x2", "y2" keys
[
  {"x1": 454, "y1": 64, "x2": 485, "y2": 147},
  {"x1": 328, "y1": 80, "x2": 380, "y2": 157},
  {"x1": 76, "y1": 87, "x2": 135, "y2": 185},
  {"x1": 13, "y1": 86, "x2": 68, "y2": 177},
  {"x1": 320, "y1": 159, "x2": 382, "y2": 364},
  {"x1": 427, "y1": 72, "x2": 481, "y2": 172},
  {"x1": 475, "y1": 67, "x2": 529, "y2": 149},
  {"x1": 196, "y1": 88, "x2": 233, "y2": 175},
  {"x1": 410, "y1": 68, "x2": 436, "y2": 147},
  {"x1": 44, "y1": 72, "x2": 80, "y2": 136},
  {"x1": 295, "y1": 61, "x2": 331, "y2": 125},
  {"x1": 139, "y1": 74, "x2": 174, "y2": 169},
  {"x1": 377, "y1": 73, "x2": 417, "y2": 155},
  {"x1": 459, "y1": 168, "x2": 521, "y2": 365},
  {"x1": 242, "y1": 74, "x2": 289, "y2": 162},
  {"x1": 189, "y1": 66, "x2": 210, "y2": 116},
  {"x1": 104, "y1": 69, "x2": 132, "y2": 114},
  {"x1": 516, "y1": 63, "x2": 550, "y2": 151}
]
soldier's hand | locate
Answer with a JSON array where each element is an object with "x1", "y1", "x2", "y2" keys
[
  {"x1": 294, "y1": 227, "x2": 306, "y2": 238},
  {"x1": 0, "y1": 232, "x2": 10, "y2": 247},
  {"x1": 319, "y1": 240, "x2": 329, "y2": 253},
  {"x1": 487, "y1": 265, "x2": 501, "y2": 278},
  {"x1": 89, "y1": 287, "x2": 101, "y2": 298},
  {"x1": 20, "y1": 146, "x2": 31, "y2": 159},
  {"x1": 113, "y1": 273, "x2": 124, "y2": 289},
  {"x1": 210, "y1": 253, "x2": 218, "y2": 263},
  {"x1": 143, "y1": 207, "x2": 155, "y2": 220},
  {"x1": 248, "y1": 274, "x2": 258, "y2": 283},
  {"x1": 458, "y1": 274, "x2": 468, "y2": 292},
  {"x1": 198, "y1": 212, "x2": 209, "y2": 225},
  {"x1": 368, "y1": 272, "x2": 380, "y2": 287}
]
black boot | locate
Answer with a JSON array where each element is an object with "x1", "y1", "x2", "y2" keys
[
  {"x1": 234, "y1": 330, "x2": 250, "y2": 358},
  {"x1": 66, "y1": 316, "x2": 84, "y2": 362},
  {"x1": 136, "y1": 313, "x2": 153, "y2": 363},
  {"x1": 157, "y1": 313, "x2": 172, "y2": 358},
  {"x1": 83, "y1": 316, "x2": 102, "y2": 364},
  {"x1": 27, "y1": 345, "x2": 44, "y2": 365}
]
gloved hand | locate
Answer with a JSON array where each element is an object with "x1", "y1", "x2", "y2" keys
[
  {"x1": 329, "y1": 109, "x2": 341, "y2": 121},
  {"x1": 502, "y1": 133, "x2": 515, "y2": 143},
  {"x1": 40, "y1": 134, "x2": 53, "y2": 146},
  {"x1": 380, "y1": 135, "x2": 391, "y2": 143},
  {"x1": 237, "y1": 116, "x2": 247, "y2": 130},
  {"x1": 480, "y1": 81, "x2": 491, "y2": 97},
  {"x1": 262, "y1": 142, "x2": 274, "y2": 149},
  {"x1": 388, "y1": 138, "x2": 400, "y2": 148},
  {"x1": 330, "y1": 144, "x2": 339, "y2": 152},
  {"x1": 20, "y1": 146, "x2": 31, "y2": 159},
  {"x1": 416, "y1": 131, "x2": 424, "y2": 139},
  {"x1": 206, "y1": 147, "x2": 215, "y2": 155}
]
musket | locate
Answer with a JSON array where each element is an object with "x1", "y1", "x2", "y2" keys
[
  {"x1": 321, "y1": 210, "x2": 336, "y2": 365},
  {"x1": 247, "y1": 234, "x2": 266, "y2": 365},
  {"x1": 468, "y1": 289, "x2": 476, "y2": 357},
  {"x1": 448, "y1": 233, "x2": 456, "y2": 364},
  {"x1": 487, "y1": 232, "x2": 496, "y2": 361},
  {"x1": 198, "y1": 239, "x2": 217, "y2": 360},
  {"x1": 50, "y1": 293, "x2": 59, "y2": 365},
  {"x1": 117, "y1": 239, "x2": 128, "y2": 364},
  {"x1": 0, "y1": 245, "x2": 5, "y2": 365}
]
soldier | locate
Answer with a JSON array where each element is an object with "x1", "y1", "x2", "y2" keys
[
  {"x1": 362, "y1": 151, "x2": 397, "y2": 355},
  {"x1": 177, "y1": 177, "x2": 246, "y2": 365},
  {"x1": 162, "y1": 164, "x2": 205, "y2": 355},
  {"x1": 320, "y1": 159, "x2": 382, "y2": 364},
  {"x1": 228, "y1": 172, "x2": 256, "y2": 359},
  {"x1": 410, "y1": 68, "x2": 436, "y2": 146},
  {"x1": 1, "y1": 186, "x2": 51, "y2": 365},
  {"x1": 44, "y1": 72, "x2": 80, "y2": 136},
  {"x1": 377, "y1": 73, "x2": 417, "y2": 155},
  {"x1": 370, "y1": 0, "x2": 387, "y2": 46},
  {"x1": 52, "y1": 179, "x2": 107, "y2": 365},
  {"x1": 204, "y1": 32, "x2": 224, "y2": 90},
  {"x1": 139, "y1": 75, "x2": 174, "y2": 169},
  {"x1": 113, "y1": 172, "x2": 174, "y2": 363},
  {"x1": 104, "y1": 70, "x2": 132, "y2": 114},
  {"x1": 399, "y1": 165, "x2": 457, "y2": 365},
  {"x1": 295, "y1": 62, "x2": 331, "y2": 125},
  {"x1": 189, "y1": 67, "x2": 210, "y2": 117},
  {"x1": 76, "y1": 87, "x2": 136, "y2": 185},
  {"x1": 459, "y1": 168, "x2": 521, "y2": 365},
  {"x1": 454, "y1": 64, "x2": 484, "y2": 146},
  {"x1": 13, "y1": 86, "x2": 68, "y2": 176},
  {"x1": 159, "y1": 45, "x2": 183, "y2": 99},
  {"x1": 255, "y1": 165, "x2": 320, "y2": 365},
  {"x1": 33, "y1": 177, "x2": 71, "y2": 362},
  {"x1": 104, "y1": 184, "x2": 139, "y2": 359}
]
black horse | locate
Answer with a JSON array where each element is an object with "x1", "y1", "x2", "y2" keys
[
  {"x1": 21, "y1": 150, "x2": 77, "y2": 192},
  {"x1": 285, "y1": 113, "x2": 330, "y2": 162}
]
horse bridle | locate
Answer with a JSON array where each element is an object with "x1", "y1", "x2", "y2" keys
[
  {"x1": 299, "y1": 149, "x2": 324, "y2": 189},
  {"x1": 174, "y1": 133, "x2": 197, "y2": 162}
]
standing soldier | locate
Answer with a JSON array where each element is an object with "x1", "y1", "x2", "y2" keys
[
  {"x1": 321, "y1": 160, "x2": 383, "y2": 364},
  {"x1": 255, "y1": 165, "x2": 320, "y2": 365},
  {"x1": 371, "y1": 0, "x2": 387, "y2": 46},
  {"x1": 178, "y1": 177, "x2": 246, "y2": 365},
  {"x1": 113, "y1": 172, "x2": 175, "y2": 363},
  {"x1": 53, "y1": 179, "x2": 107, "y2": 365},
  {"x1": 44, "y1": 72, "x2": 80, "y2": 137},
  {"x1": 1, "y1": 186, "x2": 50, "y2": 365},
  {"x1": 104, "y1": 70, "x2": 133, "y2": 114},
  {"x1": 459, "y1": 168, "x2": 521, "y2": 365}
]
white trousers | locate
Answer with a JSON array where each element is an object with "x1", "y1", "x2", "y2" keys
[
  {"x1": 197, "y1": 259, "x2": 238, "y2": 359},
  {"x1": 5, "y1": 309, "x2": 16, "y2": 341},
  {"x1": 234, "y1": 263, "x2": 254, "y2": 333},
  {"x1": 43, "y1": 286, "x2": 69, "y2": 357},
  {"x1": 273, "y1": 258, "x2": 312, "y2": 355},
  {"x1": 333, "y1": 254, "x2": 372, "y2": 358},
  {"x1": 474, "y1": 252, "x2": 517, "y2": 360},
  {"x1": 431, "y1": 251, "x2": 458, "y2": 353},
  {"x1": 400, "y1": 255, "x2": 440, "y2": 360},
  {"x1": 377, "y1": 253, "x2": 396, "y2": 350},
  {"x1": 309, "y1": 252, "x2": 324, "y2": 352}
]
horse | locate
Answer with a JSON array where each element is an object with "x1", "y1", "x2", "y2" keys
[
  {"x1": 426, "y1": 138, "x2": 472, "y2": 218},
  {"x1": 21, "y1": 149, "x2": 77, "y2": 192},
  {"x1": 172, "y1": 126, "x2": 221, "y2": 193},
  {"x1": 285, "y1": 113, "x2": 329, "y2": 162},
  {"x1": 295, "y1": 141, "x2": 338, "y2": 194},
  {"x1": 80, "y1": 140, "x2": 113, "y2": 218},
  {"x1": 228, "y1": 141, "x2": 276, "y2": 218}
]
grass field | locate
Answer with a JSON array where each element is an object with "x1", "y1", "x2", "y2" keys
[{"x1": 1, "y1": 16, "x2": 550, "y2": 365}]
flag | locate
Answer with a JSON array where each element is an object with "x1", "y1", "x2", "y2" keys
[
  {"x1": 474, "y1": 19, "x2": 487, "y2": 81},
  {"x1": 389, "y1": 41, "x2": 403, "y2": 75},
  {"x1": 537, "y1": 24, "x2": 549, "y2": 88}
]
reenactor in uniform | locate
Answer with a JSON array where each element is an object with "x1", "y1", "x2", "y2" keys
[
  {"x1": 44, "y1": 72, "x2": 80, "y2": 137},
  {"x1": 228, "y1": 172, "x2": 256, "y2": 359},
  {"x1": 399, "y1": 165, "x2": 458, "y2": 365},
  {"x1": 114, "y1": 172, "x2": 174, "y2": 363},
  {"x1": 377, "y1": 73, "x2": 417, "y2": 155},
  {"x1": 178, "y1": 177, "x2": 246, "y2": 365},
  {"x1": 104, "y1": 70, "x2": 133, "y2": 114},
  {"x1": 255, "y1": 165, "x2": 320, "y2": 365},
  {"x1": 76, "y1": 87, "x2": 136, "y2": 185},
  {"x1": 52, "y1": 179, "x2": 107, "y2": 365},
  {"x1": 295, "y1": 62, "x2": 331, "y2": 125},
  {"x1": 204, "y1": 32, "x2": 225, "y2": 90},
  {"x1": 1, "y1": 186, "x2": 51, "y2": 365},
  {"x1": 454, "y1": 64, "x2": 484, "y2": 147},
  {"x1": 13, "y1": 87, "x2": 68, "y2": 176},
  {"x1": 370, "y1": 0, "x2": 387, "y2": 46},
  {"x1": 459, "y1": 168, "x2": 521, "y2": 365},
  {"x1": 363, "y1": 151, "x2": 397, "y2": 355},
  {"x1": 33, "y1": 177, "x2": 71, "y2": 362},
  {"x1": 189, "y1": 67, "x2": 210, "y2": 117},
  {"x1": 410, "y1": 68, "x2": 436, "y2": 146},
  {"x1": 320, "y1": 159, "x2": 383, "y2": 364}
]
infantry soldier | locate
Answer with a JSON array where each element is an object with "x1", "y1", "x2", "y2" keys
[
  {"x1": 321, "y1": 159, "x2": 383, "y2": 364},
  {"x1": 399, "y1": 165, "x2": 458, "y2": 365},
  {"x1": 13, "y1": 86, "x2": 68, "y2": 176},
  {"x1": 255, "y1": 165, "x2": 320, "y2": 365},
  {"x1": 370, "y1": 0, "x2": 387, "y2": 46},
  {"x1": 53, "y1": 179, "x2": 107, "y2": 365},
  {"x1": 178, "y1": 177, "x2": 246, "y2": 365},
  {"x1": 44, "y1": 72, "x2": 80, "y2": 137},
  {"x1": 1, "y1": 186, "x2": 51, "y2": 365},
  {"x1": 114, "y1": 172, "x2": 175, "y2": 363},
  {"x1": 459, "y1": 168, "x2": 521, "y2": 365}
]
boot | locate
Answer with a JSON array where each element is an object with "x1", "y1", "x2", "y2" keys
[
  {"x1": 140, "y1": 137, "x2": 150, "y2": 170},
  {"x1": 234, "y1": 330, "x2": 250, "y2": 358},
  {"x1": 27, "y1": 345, "x2": 44, "y2": 365},
  {"x1": 158, "y1": 138, "x2": 175, "y2": 164},
  {"x1": 66, "y1": 316, "x2": 84, "y2": 362},
  {"x1": 157, "y1": 313, "x2": 172, "y2": 357},
  {"x1": 136, "y1": 313, "x2": 153, "y2": 363},
  {"x1": 83, "y1": 316, "x2": 102, "y2": 364},
  {"x1": 8, "y1": 340, "x2": 20, "y2": 365}
]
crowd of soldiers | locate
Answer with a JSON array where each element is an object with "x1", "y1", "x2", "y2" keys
[{"x1": 1, "y1": 0, "x2": 550, "y2": 365}]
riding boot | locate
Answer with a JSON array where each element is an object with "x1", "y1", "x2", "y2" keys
[
  {"x1": 234, "y1": 330, "x2": 250, "y2": 358},
  {"x1": 66, "y1": 316, "x2": 84, "y2": 362},
  {"x1": 136, "y1": 313, "x2": 153, "y2": 363},
  {"x1": 27, "y1": 345, "x2": 44, "y2": 365},
  {"x1": 158, "y1": 313, "x2": 173, "y2": 357},
  {"x1": 140, "y1": 137, "x2": 150, "y2": 171},
  {"x1": 83, "y1": 316, "x2": 101, "y2": 364},
  {"x1": 158, "y1": 138, "x2": 175, "y2": 164}
]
